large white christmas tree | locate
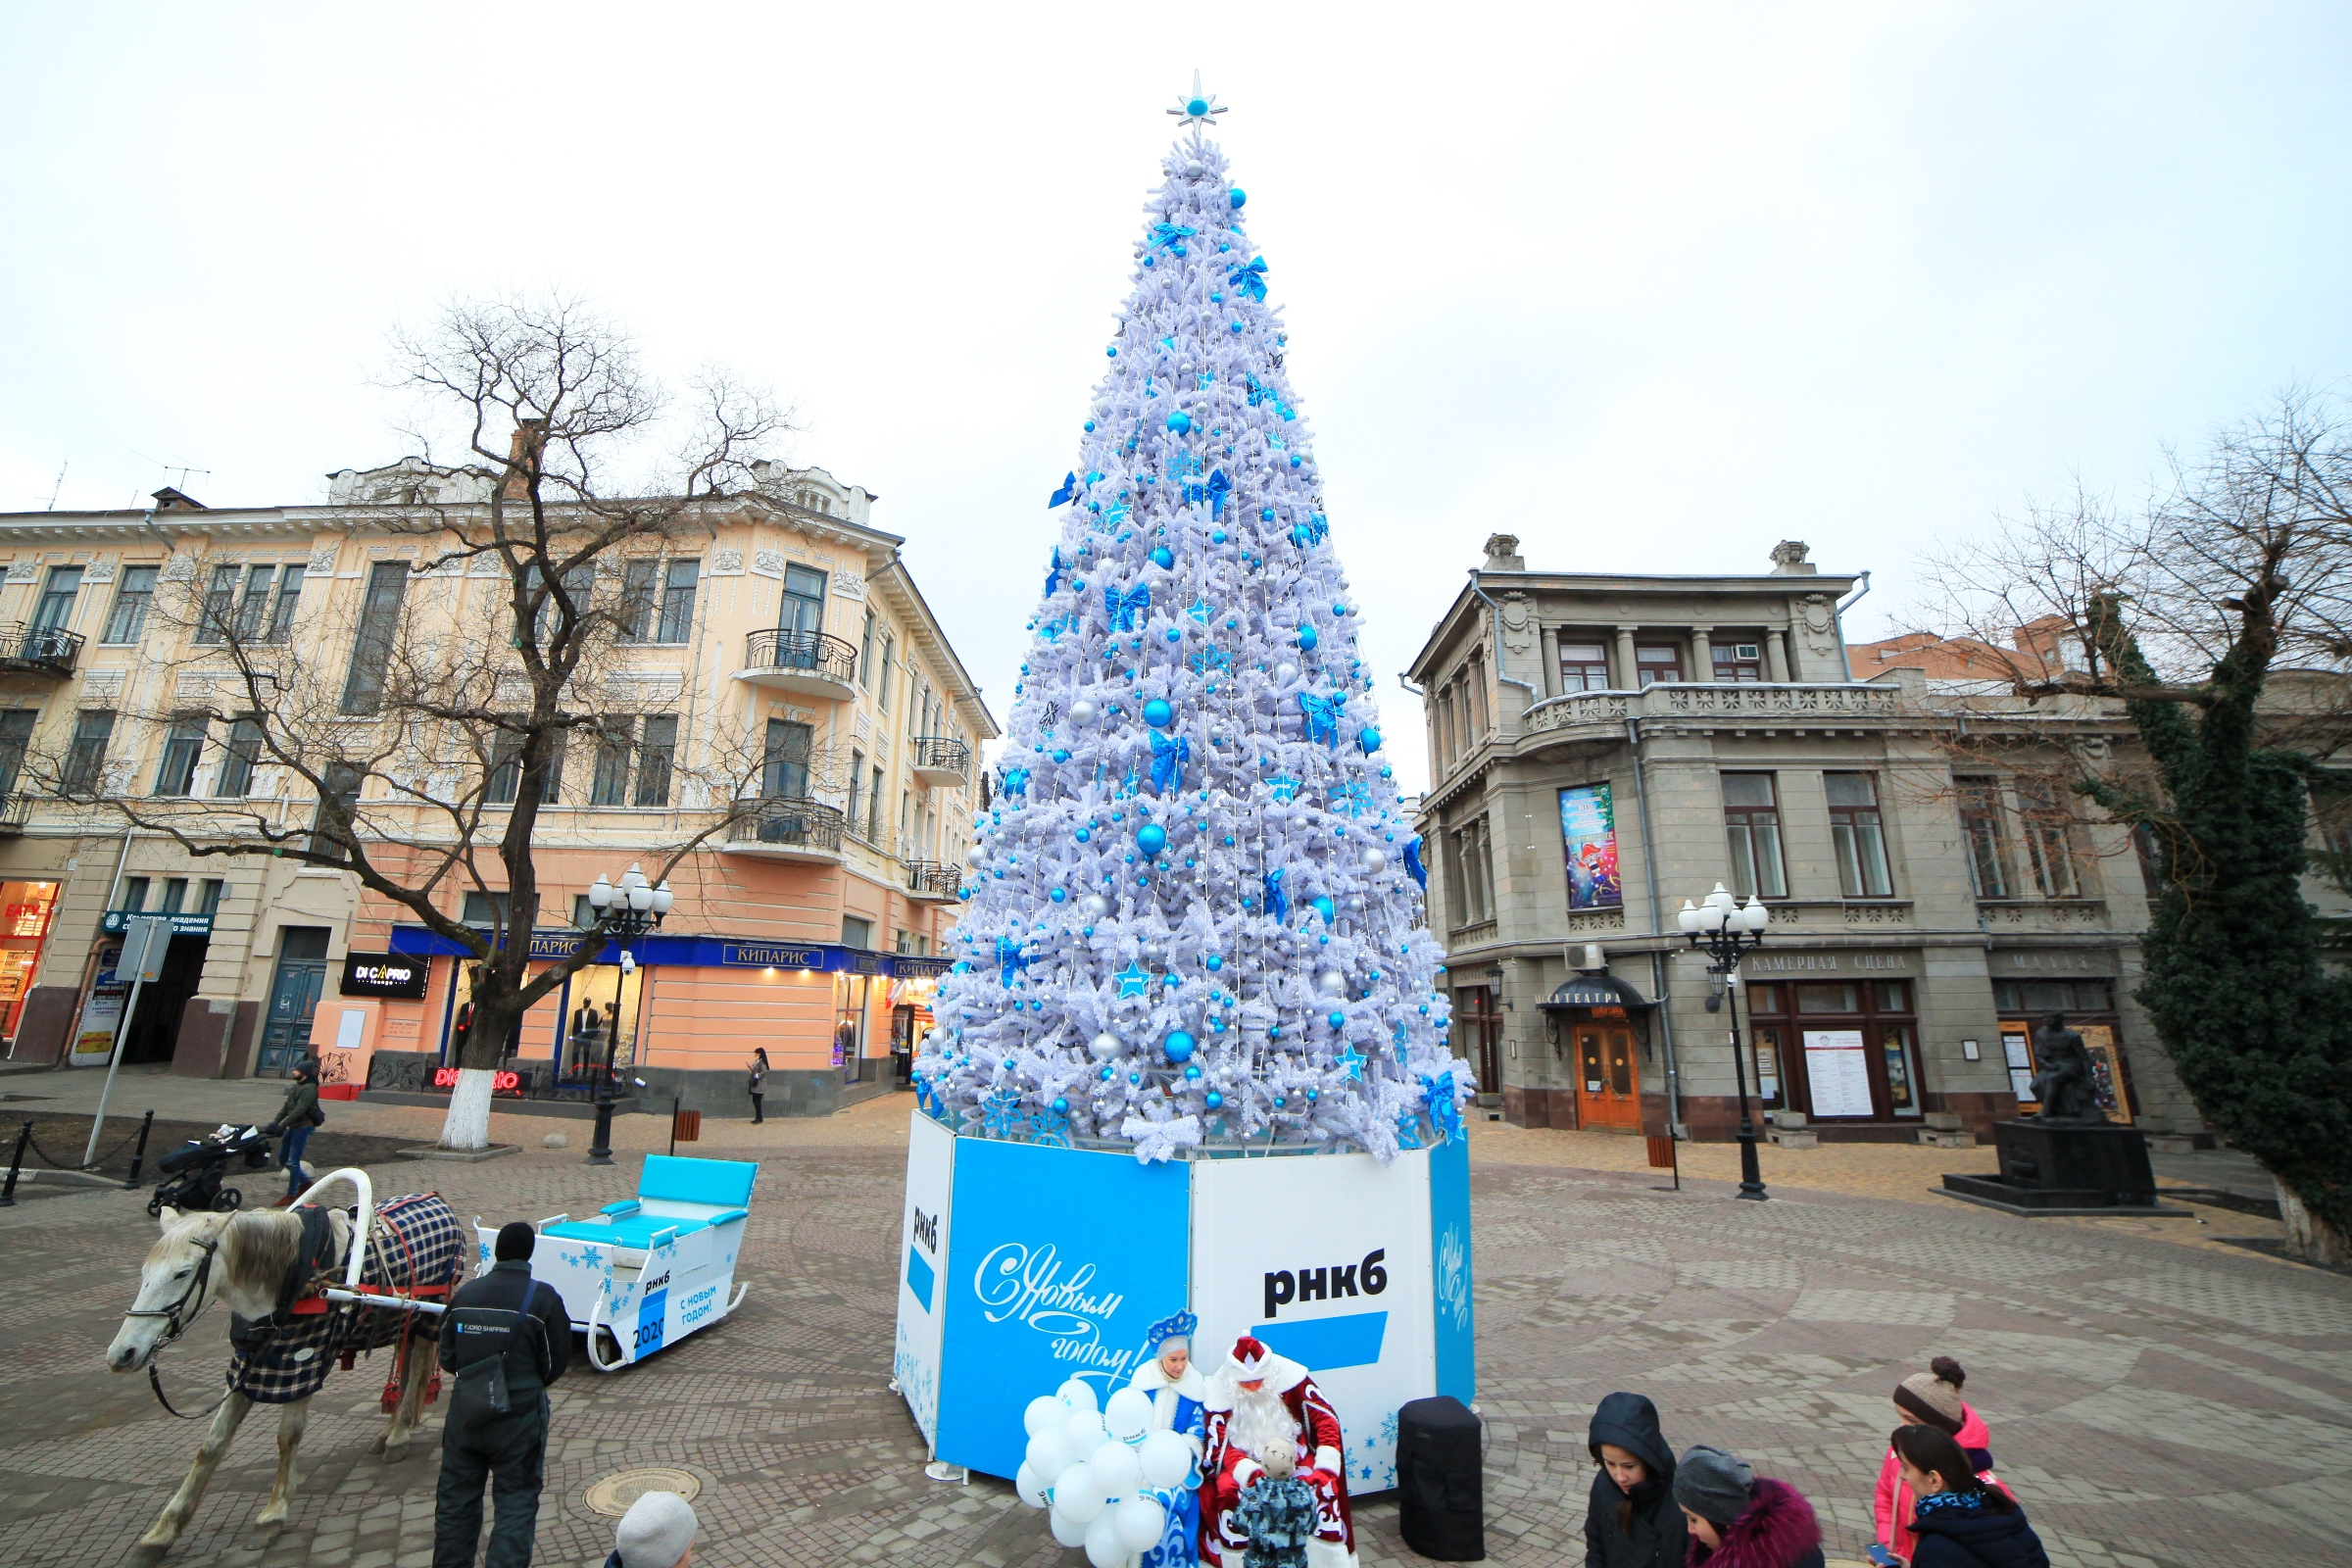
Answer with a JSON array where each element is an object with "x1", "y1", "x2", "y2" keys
[{"x1": 919, "y1": 92, "x2": 1469, "y2": 1163}]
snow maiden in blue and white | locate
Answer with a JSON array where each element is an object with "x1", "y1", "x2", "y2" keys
[
  {"x1": 1128, "y1": 1309, "x2": 1207, "y2": 1567},
  {"x1": 914, "y1": 86, "x2": 1472, "y2": 1164}
]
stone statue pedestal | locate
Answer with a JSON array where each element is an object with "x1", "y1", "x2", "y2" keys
[{"x1": 1941, "y1": 1119, "x2": 2186, "y2": 1215}]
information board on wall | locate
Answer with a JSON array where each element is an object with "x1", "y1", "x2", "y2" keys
[{"x1": 1802, "y1": 1029, "x2": 1874, "y2": 1118}]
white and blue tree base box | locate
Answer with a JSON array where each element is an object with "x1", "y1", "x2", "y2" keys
[{"x1": 893, "y1": 1111, "x2": 1474, "y2": 1490}]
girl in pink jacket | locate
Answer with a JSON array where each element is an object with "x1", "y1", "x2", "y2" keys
[{"x1": 1874, "y1": 1358, "x2": 2008, "y2": 1565}]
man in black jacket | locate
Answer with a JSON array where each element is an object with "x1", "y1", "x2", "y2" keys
[{"x1": 434, "y1": 1221, "x2": 572, "y2": 1568}]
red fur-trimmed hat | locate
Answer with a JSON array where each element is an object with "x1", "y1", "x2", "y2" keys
[{"x1": 1227, "y1": 1335, "x2": 1272, "y2": 1378}]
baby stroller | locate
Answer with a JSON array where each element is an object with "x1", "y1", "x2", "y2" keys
[{"x1": 147, "y1": 1123, "x2": 274, "y2": 1217}]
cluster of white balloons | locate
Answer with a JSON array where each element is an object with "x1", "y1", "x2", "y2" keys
[{"x1": 1014, "y1": 1376, "x2": 1195, "y2": 1568}]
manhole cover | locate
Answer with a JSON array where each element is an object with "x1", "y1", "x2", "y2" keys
[{"x1": 584, "y1": 1467, "x2": 701, "y2": 1518}]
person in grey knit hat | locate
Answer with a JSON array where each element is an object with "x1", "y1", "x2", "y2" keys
[
  {"x1": 606, "y1": 1491, "x2": 697, "y2": 1568},
  {"x1": 1674, "y1": 1446, "x2": 1825, "y2": 1568}
]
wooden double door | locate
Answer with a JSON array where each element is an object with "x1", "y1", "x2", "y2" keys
[{"x1": 1572, "y1": 1021, "x2": 1642, "y2": 1131}]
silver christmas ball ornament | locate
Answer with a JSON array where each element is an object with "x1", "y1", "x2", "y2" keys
[
  {"x1": 1080, "y1": 895, "x2": 1110, "y2": 920},
  {"x1": 1070, "y1": 699, "x2": 1099, "y2": 726},
  {"x1": 1275, "y1": 662, "x2": 1298, "y2": 685},
  {"x1": 1089, "y1": 1032, "x2": 1122, "y2": 1062},
  {"x1": 1361, "y1": 847, "x2": 1388, "y2": 873},
  {"x1": 1315, "y1": 970, "x2": 1348, "y2": 998}
]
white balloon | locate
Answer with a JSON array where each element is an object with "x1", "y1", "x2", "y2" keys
[
  {"x1": 1025, "y1": 1394, "x2": 1066, "y2": 1437},
  {"x1": 1050, "y1": 1505, "x2": 1092, "y2": 1548},
  {"x1": 1026, "y1": 1430, "x2": 1074, "y2": 1483},
  {"x1": 1054, "y1": 1462, "x2": 1107, "y2": 1524},
  {"x1": 1103, "y1": 1387, "x2": 1154, "y2": 1442},
  {"x1": 1138, "y1": 1428, "x2": 1193, "y2": 1489},
  {"x1": 1084, "y1": 1510, "x2": 1126, "y2": 1568},
  {"x1": 1065, "y1": 1407, "x2": 1108, "y2": 1451},
  {"x1": 1015, "y1": 1461, "x2": 1050, "y2": 1509},
  {"x1": 1114, "y1": 1494, "x2": 1167, "y2": 1553},
  {"x1": 1058, "y1": 1378, "x2": 1102, "y2": 1413},
  {"x1": 1089, "y1": 1437, "x2": 1144, "y2": 1497}
]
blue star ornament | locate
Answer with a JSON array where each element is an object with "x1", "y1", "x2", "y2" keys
[
  {"x1": 1115, "y1": 961, "x2": 1152, "y2": 998},
  {"x1": 1168, "y1": 70, "x2": 1228, "y2": 126},
  {"x1": 1337, "y1": 1045, "x2": 1366, "y2": 1081}
]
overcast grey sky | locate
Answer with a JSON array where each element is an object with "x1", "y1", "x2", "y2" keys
[{"x1": 5, "y1": 3, "x2": 2348, "y2": 794}]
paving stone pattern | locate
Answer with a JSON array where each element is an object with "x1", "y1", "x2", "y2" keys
[{"x1": 0, "y1": 1090, "x2": 2345, "y2": 1568}]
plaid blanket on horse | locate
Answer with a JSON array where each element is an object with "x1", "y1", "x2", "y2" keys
[{"x1": 228, "y1": 1194, "x2": 466, "y2": 1403}]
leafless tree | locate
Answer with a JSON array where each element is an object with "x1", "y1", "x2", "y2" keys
[{"x1": 55, "y1": 294, "x2": 801, "y2": 1149}]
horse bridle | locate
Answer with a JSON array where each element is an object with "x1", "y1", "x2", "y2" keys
[{"x1": 126, "y1": 1234, "x2": 235, "y2": 1419}]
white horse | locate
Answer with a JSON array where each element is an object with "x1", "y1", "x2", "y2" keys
[{"x1": 106, "y1": 1198, "x2": 443, "y2": 1554}]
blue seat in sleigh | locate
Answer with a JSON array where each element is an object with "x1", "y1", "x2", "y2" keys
[{"x1": 476, "y1": 1155, "x2": 757, "y2": 1371}]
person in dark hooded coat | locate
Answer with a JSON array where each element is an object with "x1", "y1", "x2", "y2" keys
[
  {"x1": 1891, "y1": 1425, "x2": 2050, "y2": 1568},
  {"x1": 1584, "y1": 1392, "x2": 1688, "y2": 1568}
]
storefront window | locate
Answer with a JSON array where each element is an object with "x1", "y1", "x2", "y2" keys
[
  {"x1": 834, "y1": 972, "x2": 868, "y2": 1083},
  {"x1": 0, "y1": 879, "x2": 57, "y2": 1039},
  {"x1": 1747, "y1": 969, "x2": 1921, "y2": 1121},
  {"x1": 1795, "y1": 983, "x2": 1856, "y2": 1013}
]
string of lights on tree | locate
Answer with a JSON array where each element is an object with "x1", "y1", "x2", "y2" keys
[{"x1": 913, "y1": 96, "x2": 1471, "y2": 1162}]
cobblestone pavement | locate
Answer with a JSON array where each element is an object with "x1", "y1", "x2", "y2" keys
[{"x1": 0, "y1": 1078, "x2": 2345, "y2": 1568}]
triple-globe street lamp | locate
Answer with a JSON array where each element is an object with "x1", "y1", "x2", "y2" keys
[
  {"x1": 583, "y1": 863, "x2": 672, "y2": 1166},
  {"x1": 1676, "y1": 882, "x2": 1771, "y2": 1201}
]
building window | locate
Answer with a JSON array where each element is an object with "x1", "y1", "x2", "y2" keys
[
  {"x1": 340, "y1": 562, "x2": 409, "y2": 714},
  {"x1": 781, "y1": 564, "x2": 826, "y2": 638},
  {"x1": 1449, "y1": 816, "x2": 1494, "y2": 927},
  {"x1": 1826, "y1": 772, "x2": 1893, "y2": 898},
  {"x1": 1957, "y1": 777, "x2": 2011, "y2": 898},
  {"x1": 860, "y1": 611, "x2": 877, "y2": 687},
  {"x1": 32, "y1": 566, "x2": 81, "y2": 636},
  {"x1": 230, "y1": 564, "x2": 287, "y2": 642},
  {"x1": 121, "y1": 876, "x2": 149, "y2": 913},
  {"x1": 1712, "y1": 640, "x2": 1763, "y2": 681},
  {"x1": 571, "y1": 893, "x2": 597, "y2": 928},
  {"x1": 311, "y1": 761, "x2": 363, "y2": 859},
  {"x1": 618, "y1": 561, "x2": 661, "y2": 642},
  {"x1": 0, "y1": 710, "x2": 29, "y2": 798},
  {"x1": 879, "y1": 635, "x2": 895, "y2": 708},
  {"x1": 462, "y1": 891, "x2": 512, "y2": 926},
  {"x1": 266, "y1": 565, "x2": 306, "y2": 642},
  {"x1": 657, "y1": 561, "x2": 699, "y2": 643},
  {"x1": 152, "y1": 713, "x2": 206, "y2": 797},
  {"x1": 634, "y1": 716, "x2": 676, "y2": 808},
  {"x1": 1722, "y1": 772, "x2": 1788, "y2": 899},
  {"x1": 2017, "y1": 780, "x2": 2082, "y2": 898},
  {"x1": 198, "y1": 878, "x2": 224, "y2": 916},
  {"x1": 1466, "y1": 659, "x2": 1489, "y2": 735},
  {"x1": 867, "y1": 764, "x2": 884, "y2": 838},
  {"x1": 63, "y1": 710, "x2": 114, "y2": 796},
  {"x1": 487, "y1": 730, "x2": 565, "y2": 807},
  {"x1": 762, "y1": 718, "x2": 811, "y2": 799},
  {"x1": 1636, "y1": 644, "x2": 1682, "y2": 685},
  {"x1": 193, "y1": 564, "x2": 239, "y2": 644},
  {"x1": 842, "y1": 915, "x2": 873, "y2": 949},
  {"x1": 160, "y1": 878, "x2": 188, "y2": 914},
  {"x1": 1559, "y1": 642, "x2": 1610, "y2": 691},
  {"x1": 215, "y1": 716, "x2": 264, "y2": 798},
  {"x1": 101, "y1": 565, "x2": 159, "y2": 645},
  {"x1": 847, "y1": 751, "x2": 865, "y2": 835},
  {"x1": 590, "y1": 718, "x2": 634, "y2": 806},
  {"x1": 519, "y1": 563, "x2": 592, "y2": 648}
]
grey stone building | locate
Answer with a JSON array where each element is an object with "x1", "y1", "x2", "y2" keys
[{"x1": 1405, "y1": 535, "x2": 2204, "y2": 1145}]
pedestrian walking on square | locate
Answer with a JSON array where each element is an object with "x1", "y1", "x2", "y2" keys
[
  {"x1": 1875, "y1": 1357, "x2": 2008, "y2": 1566},
  {"x1": 1583, "y1": 1391, "x2": 1687, "y2": 1568},
  {"x1": 748, "y1": 1048, "x2": 768, "y2": 1124},
  {"x1": 1674, "y1": 1446, "x2": 1825, "y2": 1568},
  {"x1": 604, "y1": 1490, "x2": 697, "y2": 1568},
  {"x1": 434, "y1": 1221, "x2": 572, "y2": 1568},
  {"x1": 265, "y1": 1059, "x2": 325, "y2": 1204},
  {"x1": 1889, "y1": 1425, "x2": 2048, "y2": 1568}
]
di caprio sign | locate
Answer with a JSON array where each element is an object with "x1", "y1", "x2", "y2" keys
[{"x1": 340, "y1": 951, "x2": 428, "y2": 1000}]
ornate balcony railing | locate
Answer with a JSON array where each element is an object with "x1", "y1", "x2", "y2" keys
[
  {"x1": 727, "y1": 796, "x2": 846, "y2": 853},
  {"x1": 909, "y1": 736, "x2": 970, "y2": 780},
  {"x1": 906, "y1": 859, "x2": 963, "y2": 900},
  {"x1": 0, "y1": 622, "x2": 83, "y2": 677},
  {"x1": 742, "y1": 628, "x2": 858, "y2": 687},
  {"x1": 1524, "y1": 681, "x2": 1904, "y2": 737},
  {"x1": 0, "y1": 795, "x2": 29, "y2": 834}
]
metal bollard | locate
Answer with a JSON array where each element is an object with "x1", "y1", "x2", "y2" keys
[
  {"x1": 123, "y1": 1109, "x2": 156, "y2": 1190},
  {"x1": 0, "y1": 1119, "x2": 30, "y2": 1207}
]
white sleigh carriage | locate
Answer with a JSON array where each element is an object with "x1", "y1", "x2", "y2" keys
[{"x1": 475, "y1": 1154, "x2": 757, "y2": 1371}]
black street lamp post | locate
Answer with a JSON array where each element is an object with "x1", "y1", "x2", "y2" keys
[
  {"x1": 584, "y1": 863, "x2": 672, "y2": 1166},
  {"x1": 1677, "y1": 882, "x2": 1771, "y2": 1201}
]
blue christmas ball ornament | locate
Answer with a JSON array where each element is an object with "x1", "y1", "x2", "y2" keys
[
  {"x1": 1306, "y1": 1089, "x2": 1319, "y2": 1102},
  {"x1": 1205, "y1": 954, "x2": 1224, "y2": 971},
  {"x1": 1231, "y1": 321, "x2": 1245, "y2": 333},
  {"x1": 1167, "y1": 411, "x2": 1192, "y2": 433},
  {"x1": 1230, "y1": 188, "x2": 1247, "y2": 209},
  {"x1": 1053, "y1": 749, "x2": 1070, "y2": 762},
  {"x1": 1273, "y1": 1096, "x2": 1286, "y2": 1108},
  {"x1": 1290, "y1": 455, "x2": 1302, "y2": 466},
  {"x1": 1328, "y1": 1010, "x2": 1345, "y2": 1029},
  {"x1": 1380, "y1": 765, "x2": 1394, "y2": 779},
  {"x1": 1184, "y1": 1064, "x2": 1201, "y2": 1081},
  {"x1": 1212, "y1": 529, "x2": 1227, "y2": 544},
  {"x1": 1075, "y1": 827, "x2": 1091, "y2": 843},
  {"x1": 1205, "y1": 1089, "x2": 1224, "y2": 1109},
  {"x1": 1334, "y1": 602, "x2": 1348, "y2": 616},
  {"x1": 1357, "y1": 725, "x2": 1382, "y2": 754},
  {"x1": 1312, "y1": 896, "x2": 1337, "y2": 923},
  {"x1": 1052, "y1": 1097, "x2": 1068, "y2": 1114},
  {"x1": 1083, "y1": 419, "x2": 1096, "y2": 431},
  {"x1": 1164, "y1": 1030, "x2": 1196, "y2": 1063},
  {"x1": 1143, "y1": 698, "x2": 1174, "y2": 728},
  {"x1": 1107, "y1": 347, "x2": 1118, "y2": 356},
  {"x1": 1298, "y1": 624, "x2": 1318, "y2": 651},
  {"x1": 1137, "y1": 822, "x2": 1168, "y2": 858},
  {"x1": 1261, "y1": 508, "x2": 1276, "y2": 521},
  {"x1": 1151, "y1": 545, "x2": 1174, "y2": 569},
  {"x1": 1050, "y1": 887, "x2": 1067, "y2": 903}
]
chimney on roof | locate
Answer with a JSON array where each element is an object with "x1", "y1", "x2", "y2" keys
[
  {"x1": 150, "y1": 487, "x2": 208, "y2": 512},
  {"x1": 1482, "y1": 533, "x2": 1526, "y2": 572},
  {"x1": 1769, "y1": 540, "x2": 1816, "y2": 575},
  {"x1": 501, "y1": 419, "x2": 549, "y2": 503}
]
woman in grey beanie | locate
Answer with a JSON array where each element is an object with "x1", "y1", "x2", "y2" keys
[{"x1": 1674, "y1": 1446, "x2": 1825, "y2": 1568}]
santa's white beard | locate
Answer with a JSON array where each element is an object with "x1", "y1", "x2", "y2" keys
[{"x1": 1228, "y1": 1386, "x2": 1302, "y2": 1462}]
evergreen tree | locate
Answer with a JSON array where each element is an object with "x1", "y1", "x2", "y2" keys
[{"x1": 918, "y1": 121, "x2": 1469, "y2": 1162}]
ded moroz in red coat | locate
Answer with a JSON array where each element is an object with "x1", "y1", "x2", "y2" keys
[{"x1": 1200, "y1": 1336, "x2": 1357, "y2": 1568}]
